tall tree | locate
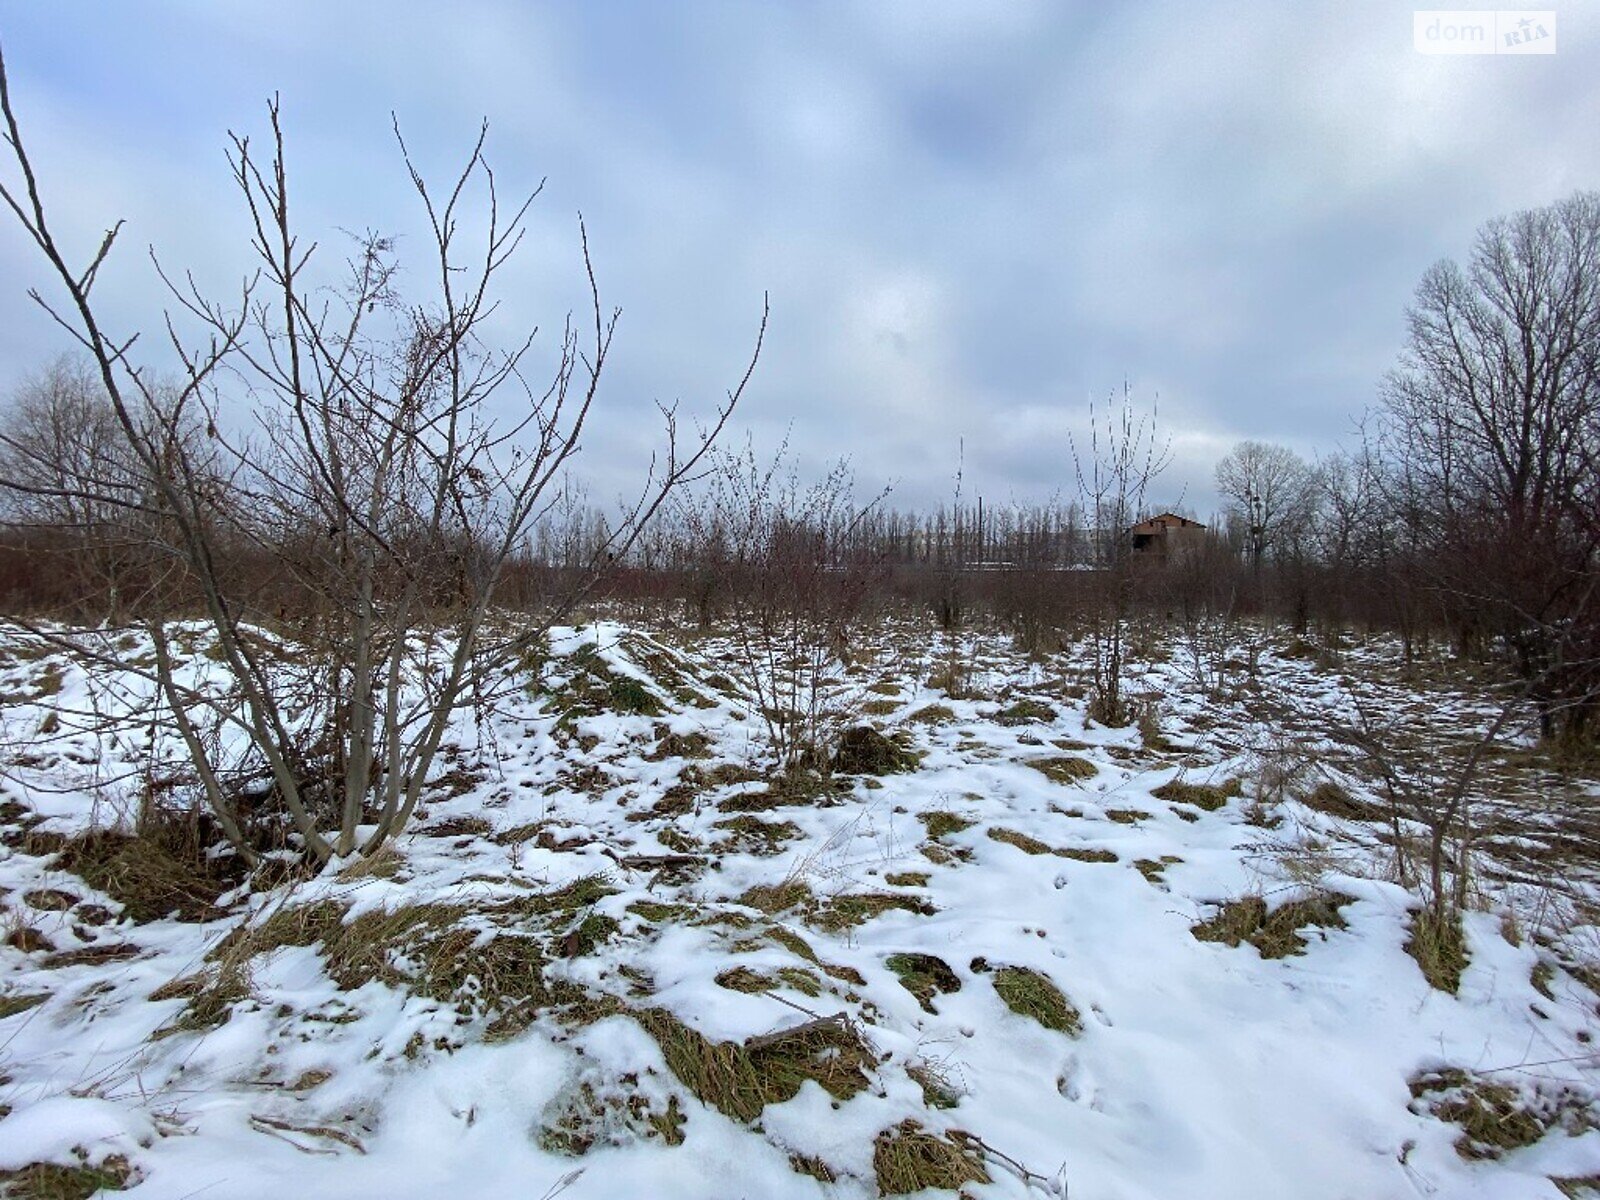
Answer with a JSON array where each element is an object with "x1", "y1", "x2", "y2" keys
[
  {"x1": 1213, "y1": 440, "x2": 1316, "y2": 572},
  {"x1": 1381, "y1": 191, "x2": 1600, "y2": 741}
]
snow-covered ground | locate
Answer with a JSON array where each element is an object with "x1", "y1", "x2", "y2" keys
[{"x1": 1, "y1": 618, "x2": 1597, "y2": 1198}]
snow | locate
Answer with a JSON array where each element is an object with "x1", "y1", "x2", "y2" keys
[{"x1": 0, "y1": 618, "x2": 1597, "y2": 1197}]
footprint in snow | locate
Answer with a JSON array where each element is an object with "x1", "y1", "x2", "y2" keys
[{"x1": 1056, "y1": 1052, "x2": 1102, "y2": 1109}]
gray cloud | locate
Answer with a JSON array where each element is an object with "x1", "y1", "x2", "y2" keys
[{"x1": 2, "y1": 1, "x2": 1596, "y2": 517}]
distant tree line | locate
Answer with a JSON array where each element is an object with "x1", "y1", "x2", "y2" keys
[{"x1": 1, "y1": 68, "x2": 1595, "y2": 756}]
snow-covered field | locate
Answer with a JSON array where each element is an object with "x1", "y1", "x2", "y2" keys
[{"x1": 1, "y1": 618, "x2": 1597, "y2": 1199}]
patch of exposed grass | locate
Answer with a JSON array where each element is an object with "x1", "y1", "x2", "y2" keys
[
  {"x1": 907, "y1": 704, "x2": 956, "y2": 725},
  {"x1": 992, "y1": 966, "x2": 1080, "y2": 1034},
  {"x1": 628, "y1": 900, "x2": 696, "y2": 924},
  {"x1": 1191, "y1": 896, "x2": 1268, "y2": 948},
  {"x1": 884, "y1": 871, "x2": 930, "y2": 887},
  {"x1": 788, "y1": 1154, "x2": 837, "y2": 1183},
  {"x1": 422, "y1": 815, "x2": 493, "y2": 839},
  {"x1": 196, "y1": 877, "x2": 614, "y2": 1039},
  {"x1": 739, "y1": 880, "x2": 813, "y2": 916},
  {"x1": 775, "y1": 966, "x2": 824, "y2": 996},
  {"x1": 907, "y1": 1061, "x2": 962, "y2": 1109},
  {"x1": 833, "y1": 726, "x2": 919, "y2": 776},
  {"x1": 538, "y1": 1080, "x2": 686, "y2": 1156},
  {"x1": 39, "y1": 943, "x2": 139, "y2": 970},
  {"x1": 657, "y1": 827, "x2": 701, "y2": 855},
  {"x1": 0, "y1": 992, "x2": 47, "y2": 1020},
  {"x1": 920, "y1": 810, "x2": 974, "y2": 840},
  {"x1": 22, "y1": 889, "x2": 76, "y2": 911},
  {"x1": 493, "y1": 821, "x2": 547, "y2": 845},
  {"x1": 0, "y1": 1158, "x2": 133, "y2": 1199},
  {"x1": 637, "y1": 1009, "x2": 873, "y2": 1123},
  {"x1": 1104, "y1": 808, "x2": 1148, "y2": 825},
  {"x1": 715, "y1": 966, "x2": 777, "y2": 993},
  {"x1": 1410, "y1": 1068, "x2": 1597, "y2": 1160},
  {"x1": 1152, "y1": 777, "x2": 1243, "y2": 812},
  {"x1": 647, "y1": 730, "x2": 712, "y2": 761},
  {"x1": 712, "y1": 816, "x2": 801, "y2": 857},
  {"x1": 1056, "y1": 847, "x2": 1117, "y2": 863},
  {"x1": 1532, "y1": 959, "x2": 1556, "y2": 999},
  {"x1": 872, "y1": 1120, "x2": 989, "y2": 1195},
  {"x1": 998, "y1": 698, "x2": 1057, "y2": 726},
  {"x1": 1028, "y1": 756, "x2": 1096, "y2": 784},
  {"x1": 560, "y1": 912, "x2": 619, "y2": 958},
  {"x1": 810, "y1": 891, "x2": 934, "y2": 933},
  {"x1": 1191, "y1": 893, "x2": 1353, "y2": 960},
  {"x1": 6, "y1": 927, "x2": 53, "y2": 953},
  {"x1": 861, "y1": 699, "x2": 900, "y2": 717},
  {"x1": 1555, "y1": 1176, "x2": 1600, "y2": 1198},
  {"x1": 885, "y1": 952, "x2": 961, "y2": 1012},
  {"x1": 1406, "y1": 907, "x2": 1470, "y2": 994},
  {"x1": 1138, "y1": 706, "x2": 1172, "y2": 752},
  {"x1": 987, "y1": 826, "x2": 1053, "y2": 855},
  {"x1": 764, "y1": 924, "x2": 819, "y2": 963},
  {"x1": 55, "y1": 828, "x2": 235, "y2": 923},
  {"x1": 607, "y1": 677, "x2": 662, "y2": 716},
  {"x1": 1134, "y1": 855, "x2": 1182, "y2": 884},
  {"x1": 152, "y1": 962, "x2": 252, "y2": 1038},
  {"x1": 1301, "y1": 781, "x2": 1383, "y2": 821}
]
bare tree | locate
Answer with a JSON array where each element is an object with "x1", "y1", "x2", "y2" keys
[
  {"x1": 1380, "y1": 190, "x2": 1600, "y2": 743},
  {"x1": 1072, "y1": 384, "x2": 1169, "y2": 726},
  {"x1": 685, "y1": 440, "x2": 885, "y2": 776},
  {"x1": 1214, "y1": 440, "x2": 1317, "y2": 573},
  {"x1": 0, "y1": 356, "x2": 152, "y2": 620},
  {"x1": 0, "y1": 46, "x2": 761, "y2": 864}
]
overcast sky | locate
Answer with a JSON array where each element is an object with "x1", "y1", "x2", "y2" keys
[{"x1": 1, "y1": 2, "x2": 1595, "y2": 517}]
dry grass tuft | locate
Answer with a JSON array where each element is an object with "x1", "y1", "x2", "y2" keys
[
  {"x1": 739, "y1": 880, "x2": 813, "y2": 915},
  {"x1": 0, "y1": 991, "x2": 48, "y2": 1020},
  {"x1": 1056, "y1": 847, "x2": 1118, "y2": 863},
  {"x1": 872, "y1": 1120, "x2": 989, "y2": 1195},
  {"x1": 997, "y1": 698, "x2": 1057, "y2": 726},
  {"x1": 1406, "y1": 907, "x2": 1470, "y2": 994},
  {"x1": 538, "y1": 1080, "x2": 686, "y2": 1156},
  {"x1": 884, "y1": 871, "x2": 930, "y2": 887},
  {"x1": 55, "y1": 828, "x2": 235, "y2": 923},
  {"x1": 1191, "y1": 892, "x2": 1352, "y2": 960},
  {"x1": 1410, "y1": 1068, "x2": 1597, "y2": 1159},
  {"x1": 712, "y1": 816, "x2": 801, "y2": 857},
  {"x1": 1028, "y1": 756, "x2": 1097, "y2": 784},
  {"x1": 992, "y1": 966, "x2": 1080, "y2": 1034},
  {"x1": 1554, "y1": 1176, "x2": 1600, "y2": 1198},
  {"x1": 0, "y1": 1158, "x2": 133, "y2": 1199},
  {"x1": 810, "y1": 891, "x2": 934, "y2": 933},
  {"x1": 920, "y1": 810, "x2": 974, "y2": 840},
  {"x1": 884, "y1": 953, "x2": 961, "y2": 1012},
  {"x1": 788, "y1": 1153, "x2": 838, "y2": 1183},
  {"x1": 1152, "y1": 776, "x2": 1243, "y2": 812},
  {"x1": 637, "y1": 1009, "x2": 873, "y2": 1123},
  {"x1": 907, "y1": 1060, "x2": 962, "y2": 1109},
  {"x1": 833, "y1": 726, "x2": 920, "y2": 776},
  {"x1": 1134, "y1": 855, "x2": 1182, "y2": 885},
  {"x1": 1301, "y1": 781, "x2": 1384, "y2": 821},
  {"x1": 986, "y1": 827, "x2": 1053, "y2": 855}
]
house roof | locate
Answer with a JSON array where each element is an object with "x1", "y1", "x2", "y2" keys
[{"x1": 1128, "y1": 512, "x2": 1205, "y2": 535}]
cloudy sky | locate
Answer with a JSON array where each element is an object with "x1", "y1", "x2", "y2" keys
[{"x1": 0, "y1": 2, "x2": 1595, "y2": 517}]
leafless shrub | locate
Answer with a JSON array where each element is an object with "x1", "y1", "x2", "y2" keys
[{"x1": 0, "y1": 50, "x2": 759, "y2": 864}]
